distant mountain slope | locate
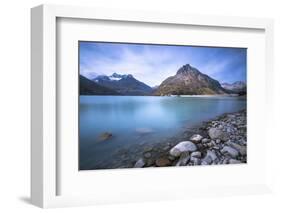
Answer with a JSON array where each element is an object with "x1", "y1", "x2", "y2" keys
[
  {"x1": 221, "y1": 81, "x2": 246, "y2": 95},
  {"x1": 80, "y1": 75, "x2": 119, "y2": 95},
  {"x1": 155, "y1": 64, "x2": 227, "y2": 95},
  {"x1": 93, "y1": 73, "x2": 153, "y2": 95}
]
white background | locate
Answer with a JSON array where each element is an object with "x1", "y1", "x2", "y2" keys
[
  {"x1": 58, "y1": 18, "x2": 267, "y2": 198},
  {"x1": 0, "y1": 0, "x2": 280, "y2": 212}
]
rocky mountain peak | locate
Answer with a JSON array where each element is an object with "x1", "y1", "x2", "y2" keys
[{"x1": 176, "y1": 64, "x2": 199, "y2": 75}]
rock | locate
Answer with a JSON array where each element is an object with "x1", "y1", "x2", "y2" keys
[
  {"x1": 208, "y1": 128, "x2": 229, "y2": 141},
  {"x1": 221, "y1": 146, "x2": 239, "y2": 158},
  {"x1": 193, "y1": 158, "x2": 201, "y2": 165},
  {"x1": 155, "y1": 158, "x2": 171, "y2": 167},
  {"x1": 162, "y1": 145, "x2": 170, "y2": 151},
  {"x1": 191, "y1": 151, "x2": 201, "y2": 158},
  {"x1": 134, "y1": 158, "x2": 145, "y2": 168},
  {"x1": 215, "y1": 139, "x2": 221, "y2": 144},
  {"x1": 168, "y1": 155, "x2": 176, "y2": 161},
  {"x1": 136, "y1": 128, "x2": 154, "y2": 134},
  {"x1": 143, "y1": 145, "x2": 153, "y2": 152},
  {"x1": 190, "y1": 157, "x2": 201, "y2": 165},
  {"x1": 99, "y1": 132, "x2": 113, "y2": 141},
  {"x1": 176, "y1": 152, "x2": 190, "y2": 166},
  {"x1": 169, "y1": 141, "x2": 197, "y2": 157},
  {"x1": 190, "y1": 134, "x2": 203, "y2": 143},
  {"x1": 227, "y1": 142, "x2": 247, "y2": 156},
  {"x1": 143, "y1": 152, "x2": 152, "y2": 158},
  {"x1": 229, "y1": 159, "x2": 242, "y2": 164},
  {"x1": 206, "y1": 150, "x2": 218, "y2": 162},
  {"x1": 146, "y1": 159, "x2": 155, "y2": 167},
  {"x1": 201, "y1": 156, "x2": 212, "y2": 165},
  {"x1": 202, "y1": 138, "x2": 210, "y2": 143}
]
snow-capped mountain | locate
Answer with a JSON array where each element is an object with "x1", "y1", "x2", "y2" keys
[
  {"x1": 221, "y1": 81, "x2": 246, "y2": 94},
  {"x1": 93, "y1": 73, "x2": 153, "y2": 95}
]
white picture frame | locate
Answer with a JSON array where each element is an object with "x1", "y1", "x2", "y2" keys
[{"x1": 31, "y1": 4, "x2": 274, "y2": 208}]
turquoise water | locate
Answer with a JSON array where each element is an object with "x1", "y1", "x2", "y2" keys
[{"x1": 79, "y1": 96, "x2": 246, "y2": 170}]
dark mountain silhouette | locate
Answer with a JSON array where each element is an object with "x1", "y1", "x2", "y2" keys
[{"x1": 80, "y1": 75, "x2": 119, "y2": 95}]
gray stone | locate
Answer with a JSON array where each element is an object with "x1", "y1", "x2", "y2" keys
[
  {"x1": 99, "y1": 132, "x2": 113, "y2": 141},
  {"x1": 229, "y1": 159, "x2": 242, "y2": 164},
  {"x1": 221, "y1": 146, "x2": 239, "y2": 158},
  {"x1": 208, "y1": 127, "x2": 229, "y2": 141},
  {"x1": 143, "y1": 152, "x2": 152, "y2": 158},
  {"x1": 206, "y1": 150, "x2": 218, "y2": 162},
  {"x1": 134, "y1": 158, "x2": 145, "y2": 168},
  {"x1": 192, "y1": 157, "x2": 201, "y2": 165},
  {"x1": 191, "y1": 151, "x2": 201, "y2": 158},
  {"x1": 202, "y1": 138, "x2": 210, "y2": 143},
  {"x1": 189, "y1": 134, "x2": 203, "y2": 143},
  {"x1": 143, "y1": 145, "x2": 153, "y2": 152},
  {"x1": 201, "y1": 155, "x2": 212, "y2": 165},
  {"x1": 227, "y1": 141, "x2": 247, "y2": 156},
  {"x1": 169, "y1": 141, "x2": 197, "y2": 157},
  {"x1": 176, "y1": 152, "x2": 190, "y2": 166}
]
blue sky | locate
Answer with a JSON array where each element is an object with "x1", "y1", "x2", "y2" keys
[{"x1": 79, "y1": 41, "x2": 246, "y2": 87}]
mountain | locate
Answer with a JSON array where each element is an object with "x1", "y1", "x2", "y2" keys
[
  {"x1": 80, "y1": 75, "x2": 120, "y2": 95},
  {"x1": 221, "y1": 81, "x2": 246, "y2": 95},
  {"x1": 93, "y1": 73, "x2": 153, "y2": 95},
  {"x1": 155, "y1": 64, "x2": 227, "y2": 95}
]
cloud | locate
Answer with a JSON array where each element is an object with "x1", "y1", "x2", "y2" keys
[{"x1": 80, "y1": 42, "x2": 246, "y2": 86}]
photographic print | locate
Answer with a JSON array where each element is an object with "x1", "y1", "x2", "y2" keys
[{"x1": 79, "y1": 41, "x2": 247, "y2": 170}]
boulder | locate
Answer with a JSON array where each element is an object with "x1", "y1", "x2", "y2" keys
[
  {"x1": 208, "y1": 128, "x2": 229, "y2": 141},
  {"x1": 155, "y1": 158, "x2": 171, "y2": 167},
  {"x1": 189, "y1": 134, "x2": 203, "y2": 143},
  {"x1": 227, "y1": 141, "x2": 247, "y2": 156},
  {"x1": 134, "y1": 158, "x2": 145, "y2": 168},
  {"x1": 191, "y1": 151, "x2": 202, "y2": 158},
  {"x1": 99, "y1": 132, "x2": 113, "y2": 141},
  {"x1": 169, "y1": 141, "x2": 197, "y2": 157},
  {"x1": 221, "y1": 146, "x2": 239, "y2": 158},
  {"x1": 206, "y1": 150, "x2": 218, "y2": 162},
  {"x1": 176, "y1": 152, "x2": 190, "y2": 166},
  {"x1": 201, "y1": 156, "x2": 212, "y2": 165}
]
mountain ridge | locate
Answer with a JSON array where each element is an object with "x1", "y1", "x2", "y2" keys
[
  {"x1": 93, "y1": 73, "x2": 153, "y2": 95},
  {"x1": 154, "y1": 64, "x2": 227, "y2": 95}
]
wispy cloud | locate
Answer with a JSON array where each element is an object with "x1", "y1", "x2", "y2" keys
[{"x1": 80, "y1": 42, "x2": 246, "y2": 87}]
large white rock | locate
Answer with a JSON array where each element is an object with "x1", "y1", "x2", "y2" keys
[
  {"x1": 169, "y1": 141, "x2": 197, "y2": 157},
  {"x1": 189, "y1": 134, "x2": 203, "y2": 143}
]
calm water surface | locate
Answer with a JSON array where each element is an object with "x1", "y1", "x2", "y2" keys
[{"x1": 79, "y1": 96, "x2": 246, "y2": 170}]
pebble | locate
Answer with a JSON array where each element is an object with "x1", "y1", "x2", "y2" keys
[
  {"x1": 134, "y1": 158, "x2": 145, "y2": 168},
  {"x1": 155, "y1": 158, "x2": 171, "y2": 167}
]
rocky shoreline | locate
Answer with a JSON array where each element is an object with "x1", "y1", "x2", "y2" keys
[
  {"x1": 135, "y1": 109, "x2": 247, "y2": 168},
  {"x1": 90, "y1": 109, "x2": 246, "y2": 169},
  {"x1": 131, "y1": 110, "x2": 247, "y2": 168}
]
